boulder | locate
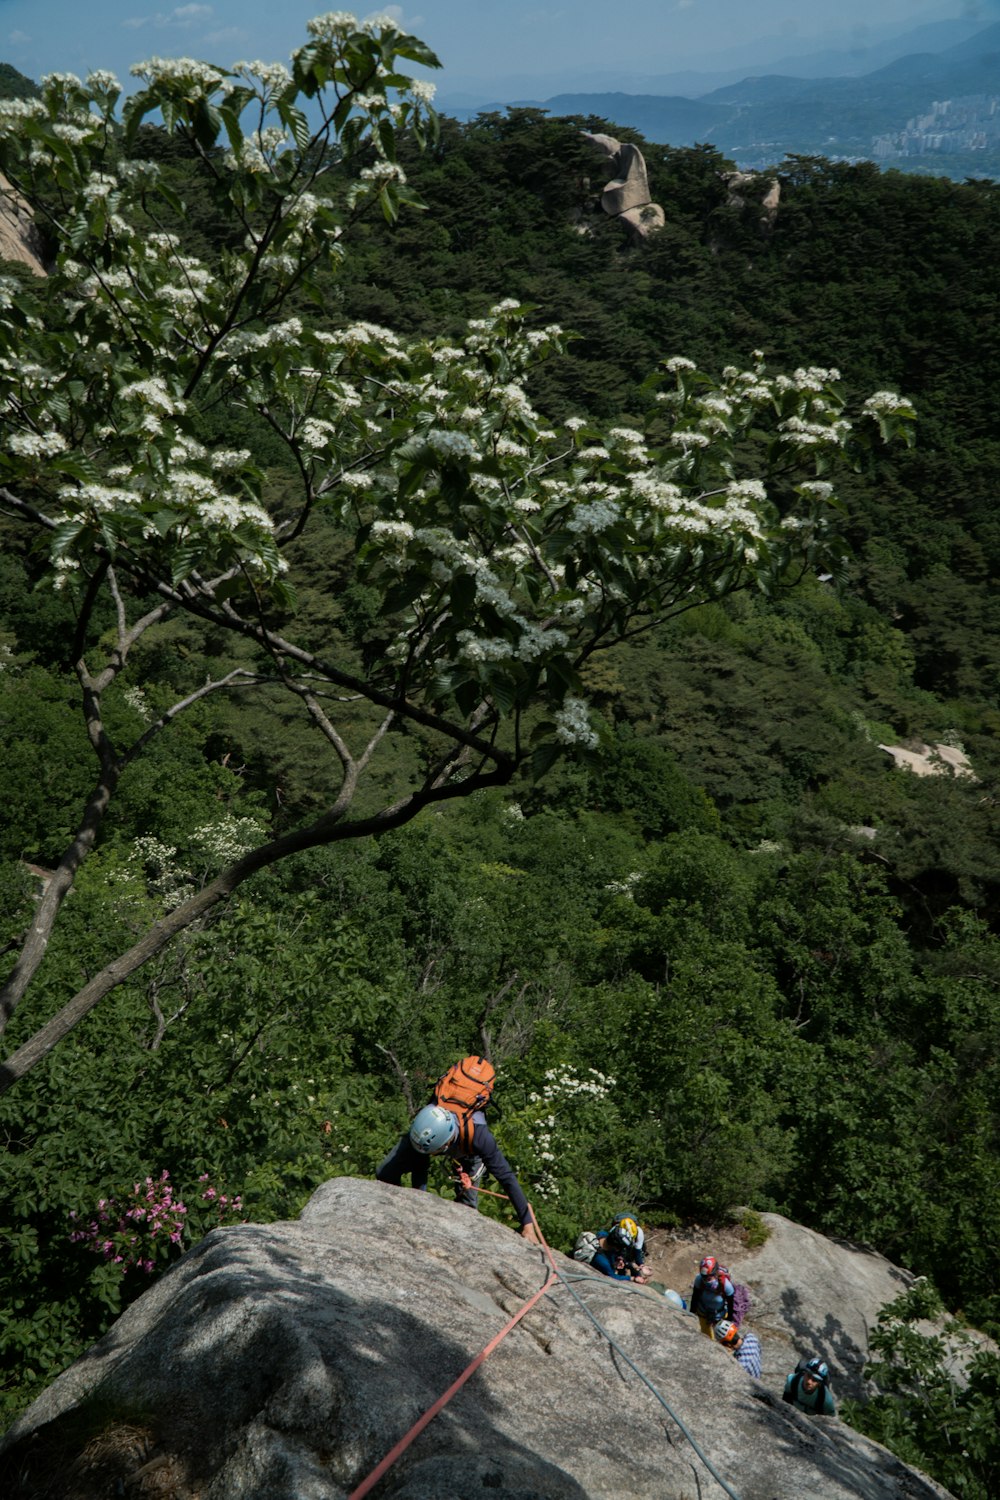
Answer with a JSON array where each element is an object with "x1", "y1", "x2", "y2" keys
[
  {"x1": 582, "y1": 132, "x2": 664, "y2": 242},
  {"x1": 646, "y1": 1213, "x2": 991, "y2": 1407},
  {"x1": 724, "y1": 1213, "x2": 916, "y2": 1403},
  {"x1": 877, "y1": 741, "x2": 976, "y2": 779},
  {"x1": 721, "y1": 170, "x2": 781, "y2": 231},
  {"x1": 619, "y1": 202, "x2": 666, "y2": 240},
  {"x1": 0, "y1": 1180, "x2": 955, "y2": 1499},
  {"x1": 0, "y1": 173, "x2": 46, "y2": 275}
]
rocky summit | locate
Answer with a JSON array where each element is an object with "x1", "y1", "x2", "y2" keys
[{"x1": 1, "y1": 1178, "x2": 954, "y2": 1499}]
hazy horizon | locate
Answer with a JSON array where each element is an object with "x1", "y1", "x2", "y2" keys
[{"x1": 2, "y1": 0, "x2": 997, "y2": 99}]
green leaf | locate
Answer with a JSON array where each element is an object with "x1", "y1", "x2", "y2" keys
[
  {"x1": 530, "y1": 741, "x2": 562, "y2": 779},
  {"x1": 150, "y1": 509, "x2": 179, "y2": 538},
  {"x1": 393, "y1": 38, "x2": 442, "y2": 69},
  {"x1": 381, "y1": 573, "x2": 429, "y2": 615},
  {"x1": 50, "y1": 519, "x2": 84, "y2": 558},
  {"x1": 277, "y1": 100, "x2": 312, "y2": 153}
]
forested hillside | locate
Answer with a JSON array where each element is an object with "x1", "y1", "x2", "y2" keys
[{"x1": 0, "y1": 32, "x2": 998, "y2": 1495}]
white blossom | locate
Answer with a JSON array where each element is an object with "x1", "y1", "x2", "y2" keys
[
  {"x1": 232, "y1": 60, "x2": 292, "y2": 91},
  {"x1": 8, "y1": 430, "x2": 68, "y2": 459},
  {"x1": 427, "y1": 429, "x2": 477, "y2": 461},
  {"x1": 798, "y1": 480, "x2": 834, "y2": 500},
  {"x1": 306, "y1": 12, "x2": 358, "y2": 40},
  {"x1": 339, "y1": 469, "x2": 377, "y2": 490},
  {"x1": 123, "y1": 685, "x2": 152, "y2": 721},
  {"x1": 210, "y1": 449, "x2": 252, "y2": 472},
  {"x1": 190, "y1": 815, "x2": 264, "y2": 867},
  {"x1": 359, "y1": 161, "x2": 407, "y2": 184},
  {"x1": 298, "y1": 418, "x2": 337, "y2": 450},
  {"x1": 363, "y1": 12, "x2": 401, "y2": 33},
  {"x1": 554, "y1": 696, "x2": 598, "y2": 750},
  {"x1": 456, "y1": 632, "x2": 514, "y2": 663},
  {"x1": 726, "y1": 479, "x2": 767, "y2": 503},
  {"x1": 130, "y1": 57, "x2": 226, "y2": 89},
  {"x1": 567, "y1": 498, "x2": 620, "y2": 535},
  {"x1": 198, "y1": 496, "x2": 273, "y2": 531},
  {"x1": 118, "y1": 377, "x2": 182, "y2": 414},
  {"x1": 0, "y1": 97, "x2": 46, "y2": 122},
  {"x1": 862, "y1": 390, "x2": 913, "y2": 417},
  {"x1": 371, "y1": 519, "x2": 414, "y2": 543}
]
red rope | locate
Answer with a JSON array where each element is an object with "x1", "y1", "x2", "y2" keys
[{"x1": 349, "y1": 1255, "x2": 558, "y2": 1499}]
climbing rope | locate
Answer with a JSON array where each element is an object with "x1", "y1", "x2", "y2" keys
[
  {"x1": 349, "y1": 1196, "x2": 741, "y2": 1500},
  {"x1": 527, "y1": 1205, "x2": 742, "y2": 1500},
  {"x1": 348, "y1": 1268, "x2": 559, "y2": 1499}
]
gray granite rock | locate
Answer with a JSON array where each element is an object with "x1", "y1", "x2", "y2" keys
[
  {"x1": 582, "y1": 132, "x2": 665, "y2": 242},
  {"x1": 0, "y1": 1180, "x2": 954, "y2": 1499},
  {"x1": 0, "y1": 173, "x2": 46, "y2": 275}
]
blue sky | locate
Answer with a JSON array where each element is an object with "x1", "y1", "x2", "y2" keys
[{"x1": 0, "y1": 1, "x2": 991, "y2": 98}]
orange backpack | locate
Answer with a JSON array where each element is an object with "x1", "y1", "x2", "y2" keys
[{"x1": 433, "y1": 1055, "x2": 496, "y2": 1153}]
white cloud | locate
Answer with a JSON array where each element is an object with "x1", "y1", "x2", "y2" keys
[
  {"x1": 201, "y1": 27, "x2": 247, "y2": 46},
  {"x1": 8, "y1": 30, "x2": 30, "y2": 44},
  {"x1": 122, "y1": 5, "x2": 213, "y2": 31},
  {"x1": 364, "y1": 7, "x2": 424, "y2": 26}
]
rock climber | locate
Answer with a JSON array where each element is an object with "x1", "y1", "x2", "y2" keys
[
  {"x1": 376, "y1": 1055, "x2": 540, "y2": 1243},
  {"x1": 782, "y1": 1357, "x2": 836, "y2": 1416},
  {"x1": 690, "y1": 1254, "x2": 735, "y2": 1335},
  {"x1": 713, "y1": 1318, "x2": 762, "y2": 1378},
  {"x1": 591, "y1": 1215, "x2": 652, "y2": 1283}
]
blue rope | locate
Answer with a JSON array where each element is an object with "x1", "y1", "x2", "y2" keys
[{"x1": 550, "y1": 1270, "x2": 743, "y2": 1500}]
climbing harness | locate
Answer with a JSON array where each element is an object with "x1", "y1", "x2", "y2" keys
[{"x1": 348, "y1": 1194, "x2": 742, "y2": 1500}]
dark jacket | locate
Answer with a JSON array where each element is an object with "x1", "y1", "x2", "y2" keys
[
  {"x1": 690, "y1": 1272, "x2": 735, "y2": 1322},
  {"x1": 782, "y1": 1372, "x2": 836, "y2": 1415},
  {"x1": 376, "y1": 1111, "x2": 531, "y2": 1227}
]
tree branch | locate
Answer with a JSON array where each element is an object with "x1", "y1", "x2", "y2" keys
[{"x1": 0, "y1": 756, "x2": 516, "y2": 1095}]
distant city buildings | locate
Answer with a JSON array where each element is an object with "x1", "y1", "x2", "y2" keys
[{"x1": 872, "y1": 93, "x2": 1000, "y2": 159}]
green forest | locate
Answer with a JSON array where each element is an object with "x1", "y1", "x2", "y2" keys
[{"x1": 0, "y1": 22, "x2": 998, "y2": 1496}]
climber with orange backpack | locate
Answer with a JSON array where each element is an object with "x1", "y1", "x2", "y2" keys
[{"x1": 376, "y1": 1055, "x2": 540, "y2": 1243}]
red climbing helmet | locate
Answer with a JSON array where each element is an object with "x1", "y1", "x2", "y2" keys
[{"x1": 700, "y1": 1255, "x2": 718, "y2": 1277}]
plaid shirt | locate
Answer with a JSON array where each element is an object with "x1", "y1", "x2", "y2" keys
[{"x1": 734, "y1": 1331, "x2": 762, "y2": 1379}]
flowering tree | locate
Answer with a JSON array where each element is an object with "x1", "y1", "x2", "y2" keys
[{"x1": 0, "y1": 12, "x2": 914, "y2": 1093}]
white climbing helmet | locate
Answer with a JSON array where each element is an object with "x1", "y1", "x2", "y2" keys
[{"x1": 409, "y1": 1105, "x2": 459, "y2": 1155}]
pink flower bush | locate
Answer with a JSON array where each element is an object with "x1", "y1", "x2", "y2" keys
[{"x1": 69, "y1": 1169, "x2": 243, "y2": 1275}]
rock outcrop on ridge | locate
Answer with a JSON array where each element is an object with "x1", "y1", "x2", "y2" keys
[
  {"x1": 581, "y1": 132, "x2": 665, "y2": 241},
  {"x1": 647, "y1": 1211, "x2": 918, "y2": 1405},
  {"x1": 0, "y1": 1178, "x2": 954, "y2": 1499},
  {"x1": 0, "y1": 173, "x2": 46, "y2": 275}
]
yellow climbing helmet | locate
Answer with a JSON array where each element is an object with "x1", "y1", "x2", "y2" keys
[{"x1": 613, "y1": 1216, "x2": 640, "y2": 1248}]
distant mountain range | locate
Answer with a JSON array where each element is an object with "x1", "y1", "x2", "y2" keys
[
  {"x1": 439, "y1": 10, "x2": 1000, "y2": 102},
  {"x1": 440, "y1": 16, "x2": 1000, "y2": 177}
]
